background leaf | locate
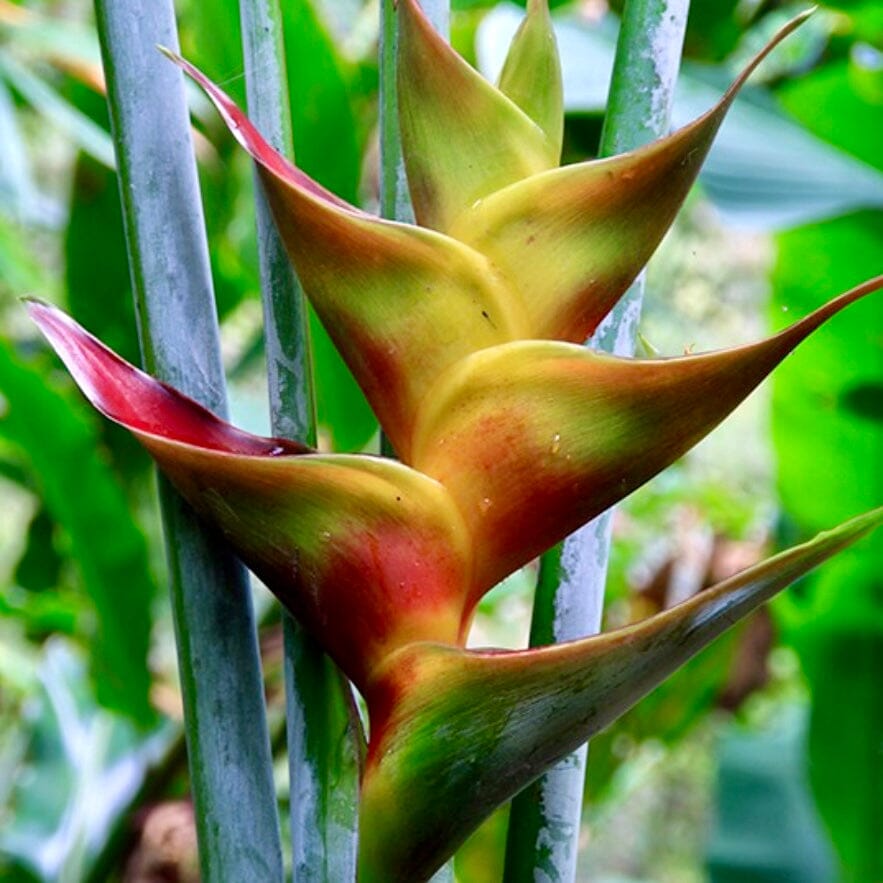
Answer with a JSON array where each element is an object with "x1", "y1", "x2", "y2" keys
[
  {"x1": 769, "y1": 41, "x2": 883, "y2": 876},
  {"x1": 0, "y1": 339, "x2": 156, "y2": 724}
]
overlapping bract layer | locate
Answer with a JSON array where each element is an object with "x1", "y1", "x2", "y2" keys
[
  {"x1": 26, "y1": 302, "x2": 471, "y2": 687},
  {"x1": 166, "y1": 4, "x2": 811, "y2": 457},
  {"x1": 29, "y1": 271, "x2": 883, "y2": 693},
  {"x1": 28, "y1": 3, "x2": 883, "y2": 880}
]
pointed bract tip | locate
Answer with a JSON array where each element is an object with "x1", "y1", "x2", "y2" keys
[
  {"x1": 26, "y1": 301, "x2": 309, "y2": 456},
  {"x1": 724, "y1": 7, "x2": 816, "y2": 101},
  {"x1": 168, "y1": 52, "x2": 352, "y2": 211}
]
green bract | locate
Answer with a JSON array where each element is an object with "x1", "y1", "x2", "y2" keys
[{"x1": 28, "y1": 3, "x2": 883, "y2": 879}]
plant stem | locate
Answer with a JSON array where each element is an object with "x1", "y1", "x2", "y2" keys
[
  {"x1": 504, "y1": 2, "x2": 689, "y2": 880},
  {"x1": 238, "y1": 1, "x2": 362, "y2": 879},
  {"x1": 92, "y1": 1, "x2": 284, "y2": 879}
]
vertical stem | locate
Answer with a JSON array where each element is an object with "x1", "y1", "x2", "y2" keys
[
  {"x1": 504, "y1": 2, "x2": 689, "y2": 880},
  {"x1": 238, "y1": 1, "x2": 362, "y2": 880},
  {"x1": 595, "y1": 0, "x2": 689, "y2": 353},
  {"x1": 93, "y1": 1, "x2": 284, "y2": 879},
  {"x1": 378, "y1": 3, "x2": 454, "y2": 881}
]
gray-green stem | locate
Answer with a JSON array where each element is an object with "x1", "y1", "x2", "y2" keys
[
  {"x1": 504, "y1": 2, "x2": 689, "y2": 880},
  {"x1": 238, "y1": 0, "x2": 362, "y2": 879},
  {"x1": 93, "y1": 0, "x2": 283, "y2": 878}
]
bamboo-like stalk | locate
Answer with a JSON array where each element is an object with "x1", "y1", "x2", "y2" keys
[
  {"x1": 237, "y1": 1, "x2": 362, "y2": 880},
  {"x1": 92, "y1": 1, "x2": 284, "y2": 878},
  {"x1": 504, "y1": 2, "x2": 689, "y2": 880}
]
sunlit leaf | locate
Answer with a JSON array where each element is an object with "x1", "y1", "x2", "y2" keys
[
  {"x1": 0, "y1": 54, "x2": 114, "y2": 168},
  {"x1": 772, "y1": 209, "x2": 883, "y2": 881},
  {"x1": 0, "y1": 336, "x2": 155, "y2": 723}
]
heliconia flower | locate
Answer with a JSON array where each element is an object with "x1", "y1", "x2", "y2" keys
[
  {"x1": 163, "y1": 4, "x2": 811, "y2": 459},
  {"x1": 27, "y1": 2, "x2": 883, "y2": 879},
  {"x1": 28, "y1": 278, "x2": 883, "y2": 879}
]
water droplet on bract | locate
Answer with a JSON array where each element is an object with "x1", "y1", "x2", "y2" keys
[
  {"x1": 320, "y1": 530, "x2": 332, "y2": 542},
  {"x1": 781, "y1": 305, "x2": 789, "y2": 312},
  {"x1": 479, "y1": 497, "x2": 493, "y2": 514},
  {"x1": 268, "y1": 445, "x2": 286, "y2": 456},
  {"x1": 550, "y1": 432, "x2": 561, "y2": 455}
]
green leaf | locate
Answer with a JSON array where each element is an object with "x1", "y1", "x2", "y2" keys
[
  {"x1": 0, "y1": 641, "x2": 173, "y2": 880},
  {"x1": 771, "y1": 210, "x2": 883, "y2": 881},
  {"x1": 772, "y1": 215, "x2": 883, "y2": 535},
  {"x1": 65, "y1": 156, "x2": 140, "y2": 363},
  {"x1": 280, "y1": 0, "x2": 378, "y2": 450},
  {"x1": 282, "y1": 0, "x2": 363, "y2": 203},
  {"x1": 706, "y1": 710, "x2": 837, "y2": 883},
  {"x1": 778, "y1": 57, "x2": 883, "y2": 175},
  {"x1": 309, "y1": 306, "x2": 377, "y2": 451},
  {"x1": 0, "y1": 337, "x2": 155, "y2": 724},
  {"x1": 0, "y1": 212, "x2": 56, "y2": 301},
  {"x1": 14, "y1": 506, "x2": 63, "y2": 593},
  {"x1": 0, "y1": 75, "x2": 41, "y2": 225},
  {"x1": 0, "y1": 53, "x2": 114, "y2": 168},
  {"x1": 799, "y1": 620, "x2": 883, "y2": 883},
  {"x1": 358, "y1": 507, "x2": 883, "y2": 882}
]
